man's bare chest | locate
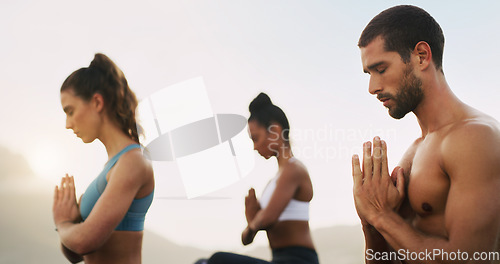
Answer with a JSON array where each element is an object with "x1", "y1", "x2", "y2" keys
[{"x1": 400, "y1": 137, "x2": 450, "y2": 234}]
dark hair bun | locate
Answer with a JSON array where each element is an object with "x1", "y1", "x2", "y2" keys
[{"x1": 249, "y1": 93, "x2": 273, "y2": 114}]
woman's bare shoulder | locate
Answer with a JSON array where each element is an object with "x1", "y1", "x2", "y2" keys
[
  {"x1": 281, "y1": 157, "x2": 309, "y2": 182},
  {"x1": 111, "y1": 148, "x2": 154, "y2": 183}
]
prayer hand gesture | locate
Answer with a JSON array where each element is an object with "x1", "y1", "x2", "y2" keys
[
  {"x1": 53, "y1": 174, "x2": 81, "y2": 228},
  {"x1": 352, "y1": 137, "x2": 405, "y2": 226},
  {"x1": 245, "y1": 188, "x2": 260, "y2": 223}
]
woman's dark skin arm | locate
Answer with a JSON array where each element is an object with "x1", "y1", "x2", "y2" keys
[
  {"x1": 242, "y1": 165, "x2": 304, "y2": 245},
  {"x1": 242, "y1": 188, "x2": 261, "y2": 245}
]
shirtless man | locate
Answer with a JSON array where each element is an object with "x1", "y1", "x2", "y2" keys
[{"x1": 352, "y1": 5, "x2": 500, "y2": 264}]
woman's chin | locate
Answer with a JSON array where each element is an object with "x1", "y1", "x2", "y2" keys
[{"x1": 80, "y1": 136, "x2": 96, "y2": 144}]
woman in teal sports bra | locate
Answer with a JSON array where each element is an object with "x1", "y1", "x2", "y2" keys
[
  {"x1": 196, "y1": 93, "x2": 319, "y2": 264},
  {"x1": 52, "y1": 53, "x2": 155, "y2": 264}
]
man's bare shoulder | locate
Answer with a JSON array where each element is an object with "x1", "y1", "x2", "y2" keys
[
  {"x1": 441, "y1": 111, "x2": 500, "y2": 177},
  {"x1": 444, "y1": 112, "x2": 500, "y2": 146}
]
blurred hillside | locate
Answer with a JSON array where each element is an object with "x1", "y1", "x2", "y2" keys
[{"x1": 0, "y1": 145, "x2": 33, "y2": 179}]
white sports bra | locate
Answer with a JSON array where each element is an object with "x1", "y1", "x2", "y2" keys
[{"x1": 259, "y1": 157, "x2": 310, "y2": 222}]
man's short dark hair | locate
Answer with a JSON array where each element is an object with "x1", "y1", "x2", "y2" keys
[{"x1": 358, "y1": 5, "x2": 445, "y2": 71}]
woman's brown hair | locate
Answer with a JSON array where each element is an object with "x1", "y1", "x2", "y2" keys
[{"x1": 61, "y1": 53, "x2": 140, "y2": 143}]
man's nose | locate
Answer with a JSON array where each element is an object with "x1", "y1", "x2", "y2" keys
[{"x1": 368, "y1": 76, "x2": 382, "y2": 95}]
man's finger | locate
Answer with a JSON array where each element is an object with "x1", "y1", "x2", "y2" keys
[
  {"x1": 390, "y1": 166, "x2": 401, "y2": 185},
  {"x1": 362, "y1": 141, "x2": 372, "y2": 182},
  {"x1": 372, "y1": 137, "x2": 382, "y2": 179},
  {"x1": 396, "y1": 167, "x2": 405, "y2": 198},
  {"x1": 381, "y1": 140, "x2": 389, "y2": 177},
  {"x1": 352, "y1": 154, "x2": 363, "y2": 187}
]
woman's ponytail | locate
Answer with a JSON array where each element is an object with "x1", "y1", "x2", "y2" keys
[{"x1": 61, "y1": 53, "x2": 141, "y2": 143}]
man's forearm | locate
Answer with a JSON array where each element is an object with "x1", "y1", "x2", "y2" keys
[
  {"x1": 364, "y1": 224, "x2": 401, "y2": 264},
  {"x1": 372, "y1": 211, "x2": 462, "y2": 264}
]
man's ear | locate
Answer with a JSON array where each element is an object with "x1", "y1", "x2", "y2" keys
[
  {"x1": 91, "y1": 93, "x2": 105, "y2": 113},
  {"x1": 413, "y1": 41, "x2": 432, "y2": 70}
]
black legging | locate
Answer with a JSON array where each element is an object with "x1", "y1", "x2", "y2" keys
[{"x1": 206, "y1": 246, "x2": 319, "y2": 264}]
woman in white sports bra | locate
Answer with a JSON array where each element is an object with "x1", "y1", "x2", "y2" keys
[{"x1": 197, "y1": 93, "x2": 319, "y2": 264}]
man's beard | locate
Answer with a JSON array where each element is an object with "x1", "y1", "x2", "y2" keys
[{"x1": 379, "y1": 64, "x2": 424, "y2": 119}]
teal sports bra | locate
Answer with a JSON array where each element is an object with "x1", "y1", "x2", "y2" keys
[{"x1": 79, "y1": 144, "x2": 154, "y2": 231}]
